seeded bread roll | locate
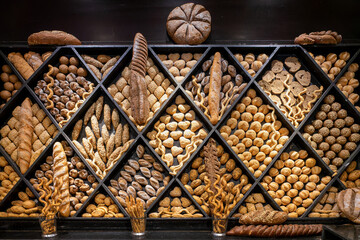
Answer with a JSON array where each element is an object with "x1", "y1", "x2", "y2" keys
[
  {"x1": 28, "y1": 30, "x2": 81, "y2": 45},
  {"x1": 52, "y1": 142, "x2": 70, "y2": 217},
  {"x1": 129, "y1": 33, "x2": 150, "y2": 125},
  {"x1": 208, "y1": 52, "x2": 222, "y2": 125}
]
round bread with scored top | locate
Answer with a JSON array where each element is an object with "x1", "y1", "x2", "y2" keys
[{"x1": 166, "y1": 3, "x2": 211, "y2": 45}]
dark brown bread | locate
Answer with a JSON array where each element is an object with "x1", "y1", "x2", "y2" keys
[
  {"x1": 337, "y1": 188, "x2": 360, "y2": 224},
  {"x1": 129, "y1": 33, "x2": 150, "y2": 125},
  {"x1": 28, "y1": 30, "x2": 81, "y2": 45},
  {"x1": 166, "y1": 3, "x2": 211, "y2": 45},
  {"x1": 204, "y1": 138, "x2": 219, "y2": 193},
  {"x1": 294, "y1": 30, "x2": 342, "y2": 45},
  {"x1": 239, "y1": 210, "x2": 288, "y2": 225},
  {"x1": 227, "y1": 224, "x2": 323, "y2": 237}
]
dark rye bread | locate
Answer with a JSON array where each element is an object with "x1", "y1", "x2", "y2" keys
[
  {"x1": 337, "y1": 188, "x2": 360, "y2": 224},
  {"x1": 28, "y1": 30, "x2": 81, "y2": 45},
  {"x1": 129, "y1": 33, "x2": 150, "y2": 125},
  {"x1": 166, "y1": 3, "x2": 211, "y2": 45}
]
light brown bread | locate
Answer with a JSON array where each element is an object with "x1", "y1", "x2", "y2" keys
[
  {"x1": 8, "y1": 52, "x2": 34, "y2": 80},
  {"x1": 239, "y1": 210, "x2": 288, "y2": 225},
  {"x1": 17, "y1": 98, "x2": 33, "y2": 174},
  {"x1": 208, "y1": 52, "x2": 222, "y2": 125},
  {"x1": 28, "y1": 30, "x2": 81, "y2": 45},
  {"x1": 52, "y1": 142, "x2": 70, "y2": 217}
]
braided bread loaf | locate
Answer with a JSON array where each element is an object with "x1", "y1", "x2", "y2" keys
[
  {"x1": 52, "y1": 142, "x2": 70, "y2": 217},
  {"x1": 337, "y1": 188, "x2": 360, "y2": 223},
  {"x1": 17, "y1": 98, "x2": 33, "y2": 174},
  {"x1": 239, "y1": 210, "x2": 287, "y2": 225},
  {"x1": 227, "y1": 224, "x2": 322, "y2": 237},
  {"x1": 130, "y1": 33, "x2": 150, "y2": 125}
]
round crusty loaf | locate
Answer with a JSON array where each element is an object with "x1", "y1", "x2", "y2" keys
[
  {"x1": 337, "y1": 188, "x2": 360, "y2": 224},
  {"x1": 166, "y1": 3, "x2": 211, "y2": 45}
]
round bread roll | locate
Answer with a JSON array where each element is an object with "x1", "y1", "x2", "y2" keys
[{"x1": 166, "y1": 3, "x2": 211, "y2": 45}]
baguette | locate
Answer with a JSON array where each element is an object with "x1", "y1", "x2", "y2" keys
[
  {"x1": 17, "y1": 98, "x2": 33, "y2": 174},
  {"x1": 227, "y1": 224, "x2": 322, "y2": 237},
  {"x1": 208, "y1": 52, "x2": 222, "y2": 125},
  {"x1": 28, "y1": 30, "x2": 81, "y2": 45},
  {"x1": 52, "y1": 142, "x2": 70, "y2": 217},
  {"x1": 129, "y1": 33, "x2": 150, "y2": 125}
]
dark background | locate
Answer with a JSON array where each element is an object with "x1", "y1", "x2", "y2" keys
[{"x1": 1, "y1": 0, "x2": 360, "y2": 44}]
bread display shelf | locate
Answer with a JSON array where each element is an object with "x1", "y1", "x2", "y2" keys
[{"x1": 0, "y1": 44, "x2": 359, "y2": 230}]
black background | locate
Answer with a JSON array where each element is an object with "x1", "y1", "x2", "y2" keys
[{"x1": 1, "y1": 0, "x2": 360, "y2": 44}]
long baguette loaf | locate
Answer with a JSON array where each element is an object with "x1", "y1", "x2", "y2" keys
[
  {"x1": 28, "y1": 30, "x2": 81, "y2": 45},
  {"x1": 337, "y1": 188, "x2": 360, "y2": 224},
  {"x1": 129, "y1": 33, "x2": 150, "y2": 125},
  {"x1": 17, "y1": 98, "x2": 33, "y2": 174},
  {"x1": 239, "y1": 210, "x2": 288, "y2": 225},
  {"x1": 227, "y1": 224, "x2": 322, "y2": 237},
  {"x1": 8, "y1": 52, "x2": 34, "y2": 80},
  {"x1": 52, "y1": 142, "x2": 70, "y2": 217},
  {"x1": 208, "y1": 52, "x2": 222, "y2": 125}
]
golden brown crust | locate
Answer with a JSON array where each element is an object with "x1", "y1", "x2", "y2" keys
[
  {"x1": 294, "y1": 30, "x2": 342, "y2": 45},
  {"x1": 337, "y1": 188, "x2": 360, "y2": 224},
  {"x1": 28, "y1": 30, "x2": 81, "y2": 45},
  {"x1": 52, "y1": 142, "x2": 70, "y2": 217},
  {"x1": 8, "y1": 53, "x2": 34, "y2": 80},
  {"x1": 227, "y1": 224, "x2": 322, "y2": 237},
  {"x1": 17, "y1": 98, "x2": 33, "y2": 174},
  {"x1": 24, "y1": 51, "x2": 43, "y2": 71},
  {"x1": 208, "y1": 52, "x2": 222, "y2": 125},
  {"x1": 239, "y1": 210, "x2": 288, "y2": 225}
]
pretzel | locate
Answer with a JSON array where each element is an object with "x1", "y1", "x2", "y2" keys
[{"x1": 45, "y1": 65, "x2": 55, "y2": 110}]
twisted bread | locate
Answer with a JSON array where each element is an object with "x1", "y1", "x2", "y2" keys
[
  {"x1": 52, "y1": 142, "x2": 70, "y2": 217},
  {"x1": 227, "y1": 224, "x2": 322, "y2": 237},
  {"x1": 18, "y1": 98, "x2": 33, "y2": 174},
  {"x1": 130, "y1": 33, "x2": 150, "y2": 125},
  {"x1": 239, "y1": 210, "x2": 287, "y2": 225}
]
